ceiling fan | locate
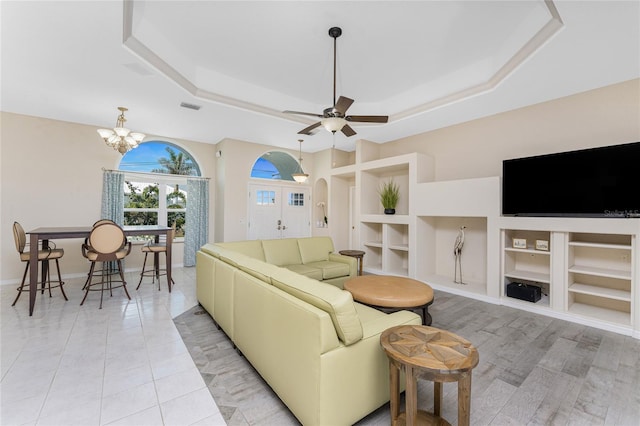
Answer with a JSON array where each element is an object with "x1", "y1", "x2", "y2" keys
[{"x1": 283, "y1": 27, "x2": 388, "y2": 137}]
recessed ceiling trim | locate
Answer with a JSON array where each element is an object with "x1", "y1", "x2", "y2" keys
[
  {"x1": 391, "y1": 0, "x2": 564, "y2": 122},
  {"x1": 121, "y1": 0, "x2": 563, "y2": 129},
  {"x1": 122, "y1": 0, "x2": 309, "y2": 126}
]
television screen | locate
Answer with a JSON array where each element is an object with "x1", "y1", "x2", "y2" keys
[{"x1": 502, "y1": 142, "x2": 640, "y2": 218}]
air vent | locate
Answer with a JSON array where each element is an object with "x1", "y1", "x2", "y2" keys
[{"x1": 180, "y1": 102, "x2": 201, "y2": 111}]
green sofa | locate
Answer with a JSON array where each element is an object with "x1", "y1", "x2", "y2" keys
[
  {"x1": 215, "y1": 236, "x2": 356, "y2": 288},
  {"x1": 196, "y1": 237, "x2": 422, "y2": 426}
]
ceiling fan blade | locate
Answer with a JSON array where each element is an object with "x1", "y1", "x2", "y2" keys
[
  {"x1": 334, "y1": 96, "x2": 354, "y2": 114},
  {"x1": 284, "y1": 110, "x2": 324, "y2": 118},
  {"x1": 341, "y1": 124, "x2": 357, "y2": 137},
  {"x1": 346, "y1": 115, "x2": 389, "y2": 123},
  {"x1": 298, "y1": 121, "x2": 322, "y2": 135}
]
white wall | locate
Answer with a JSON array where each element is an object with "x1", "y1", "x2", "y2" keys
[
  {"x1": 3, "y1": 79, "x2": 638, "y2": 282},
  {"x1": 378, "y1": 78, "x2": 640, "y2": 181},
  {"x1": 0, "y1": 112, "x2": 217, "y2": 283}
]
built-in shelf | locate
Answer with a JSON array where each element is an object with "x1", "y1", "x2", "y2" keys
[
  {"x1": 568, "y1": 302, "x2": 631, "y2": 326},
  {"x1": 504, "y1": 269, "x2": 551, "y2": 284},
  {"x1": 569, "y1": 241, "x2": 631, "y2": 250},
  {"x1": 360, "y1": 214, "x2": 410, "y2": 224},
  {"x1": 330, "y1": 145, "x2": 640, "y2": 338},
  {"x1": 363, "y1": 241, "x2": 383, "y2": 248},
  {"x1": 568, "y1": 265, "x2": 631, "y2": 280},
  {"x1": 505, "y1": 247, "x2": 550, "y2": 256},
  {"x1": 568, "y1": 283, "x2": 631, "y2": 302},
  {"x1": 566, "y1": 232, "x2": 633, "y2": 328},
  {"x1": 503, "y1": 292, "x2": 550, "y2": 309}
]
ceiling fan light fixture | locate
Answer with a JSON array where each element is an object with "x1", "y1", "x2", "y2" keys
[
  {"x1": 321, "y1": 117, "x2": 347, "y2": 133},
  {"x1": 283, "y1": 27, "x2": 388, "y2": 139}
]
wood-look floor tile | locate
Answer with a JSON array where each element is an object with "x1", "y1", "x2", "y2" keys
[{"x1": 174, "y1": 289, "x2": 640, "y2": 426}]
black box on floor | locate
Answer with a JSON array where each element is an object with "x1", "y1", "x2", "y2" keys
[{"x1": 506, "y1": 282, "x2": 542, "y2": 303}]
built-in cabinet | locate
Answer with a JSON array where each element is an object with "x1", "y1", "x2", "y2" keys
[
  {"x1": 499, "y1": 218, "x2": 638, "y2": 336},
  {"x1": 330, "y1": 142, "x2": 639, "y2": 338},
  {"x1": 331, "y1": 141, "x2": 433, "y2": 279},
  {"x1": 502, "y1": 229, "x2": 552, "y2": 308},
  {"x1": 567, "y1": 233, "x2": 633, "y2": 326},
  {"x1": 361, "y1": 218, "x2": 410, "y2": 276}
]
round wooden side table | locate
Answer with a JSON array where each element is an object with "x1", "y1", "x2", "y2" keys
[
  {"x1": 380, "y1": 325, "x2": 479, "y2": 426},
  {"x1": 338, "y1": 249, "x2": 365, "y2": 276}
]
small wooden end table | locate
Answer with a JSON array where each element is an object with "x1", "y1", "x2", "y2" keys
[
  {"x1": 380, "y1": 325, "x2": 479, "y2": 426},
  {"x1": 338, "y1": 249, "x2": 365, "y2": 276},
  {"x1": 344, "y1": 275, "x2": 434, "y2": 325}
]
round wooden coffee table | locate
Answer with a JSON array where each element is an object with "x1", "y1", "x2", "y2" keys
[
  {"x1": 344, "y1": 275, "x2": 434, "y2": 325},
  {"x1": 380, "y1": 325, "x2": 479, "y2": 426}
]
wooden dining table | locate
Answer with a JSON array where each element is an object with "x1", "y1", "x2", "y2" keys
[{"x1": 26, "y1": 225, "x2": 173, "y2": 316}]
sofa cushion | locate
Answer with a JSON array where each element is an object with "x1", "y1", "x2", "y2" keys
[
  {"x1": 262, "y1": 238, "x2": 302, "y2": 266},
  {"x1": 236, "y1": 256, "x2": 281, "y2": 283},
  {"x1": 270, "y1": 269, "x2": 363, "y2": 345},
  {"x1": 200, "y1": 243, "x2": 222, "y2": 259},
  {"x1": 215, "y1": 240, "x2": 265, "y2": 261},
  {"x1": 297, "y1": 236, "x2": 335, "y2": 264},
  {"x1": 284, "y1": 264, "x2": 323, "y2": 281},
  {"x1": 305, "y1": 261, "x2": 350, "y2": 279}
]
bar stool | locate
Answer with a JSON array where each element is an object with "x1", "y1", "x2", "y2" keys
[
  {"x1": 11, "y1": 221, "x2": 68, "y2": 306},
  {"x1": 81, "y1": 222, "x2": 132, "y2": 309},
  {"x1": 137, "y1": 222, "x2": 175, "y2": 291}
]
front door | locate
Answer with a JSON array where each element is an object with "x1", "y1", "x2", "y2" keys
[{"x1": 248, "y1": 183, "x2": 311, "y2": 240}]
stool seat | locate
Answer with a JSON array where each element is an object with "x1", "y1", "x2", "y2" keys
[
  {"x1": 19, "y1": 248, "x2": 64, "y2": 262},
  {"x1": 141, "y1": 243, "x2": 167, "y2": 253}
]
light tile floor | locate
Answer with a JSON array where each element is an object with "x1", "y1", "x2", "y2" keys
[{"x1": 1, "y1": 267, "x2": 226, "y2": 426}]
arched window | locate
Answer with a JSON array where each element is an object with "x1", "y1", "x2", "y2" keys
[
  {"x1": 119, "y1": 141, "x2": 201, "y2": 238},
  {"x1": 250, "y1": 151, "x2": 302, "y2": 181}
]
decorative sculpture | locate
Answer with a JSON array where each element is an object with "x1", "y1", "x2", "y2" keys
[{"x1": 454, "y1": 226, "x2": 466, "y2": 284}]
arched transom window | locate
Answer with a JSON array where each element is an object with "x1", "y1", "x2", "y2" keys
[{"x1": 250, "y1": 151, "x2": 302, "y2": 181}]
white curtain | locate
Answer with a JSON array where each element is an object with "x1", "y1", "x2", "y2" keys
[{"x1": 184, "y1": 178, "x2": 209, "y2": 266}]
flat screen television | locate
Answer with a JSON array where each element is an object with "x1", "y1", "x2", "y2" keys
[{"x1": 502, "y1": 141, "x2": 640, "y2": 218}]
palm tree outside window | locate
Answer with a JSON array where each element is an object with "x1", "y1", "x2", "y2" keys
[{"x1": 119, "y1": 142, "x2": 200, "y2": 239}]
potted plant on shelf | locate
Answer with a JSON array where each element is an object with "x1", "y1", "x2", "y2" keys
[{"x1": 378, "y1": 179, "x2": 399, "y2": 214}]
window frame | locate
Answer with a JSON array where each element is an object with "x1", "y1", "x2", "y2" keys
[{"x1": 123, "y1": 172, "x2": 188, "y2": 242}]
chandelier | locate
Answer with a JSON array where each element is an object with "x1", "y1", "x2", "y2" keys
[
  {"x1": 97, "y1": 107, "x2": 145, "y2": 154},
  {"x1": 292, "y1": 139, "x2": 309, "y2": 183}
]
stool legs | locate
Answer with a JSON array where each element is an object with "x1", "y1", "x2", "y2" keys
[
  {"x1": 12, "y1": 259, "x2": 67, "y2": 306},
  {"x1": 390, "y1": 363, "x2": 473, "y2": 426},
  {"x1": 458, "y1": 372, "x2": 472, "y2": 426},
  {"x1": 137, "y1": 251, "x2": 173, "y2": 291},
  {"x1": 405, "y1": 365, "x2": 418, "y2": 426},
  {"x1": 389, "y1": 360, "x2": 400, "y2": 423},
  {"x1": 81, "y1": 260, "x2": 130, "y2": 309},
  {"x1": 434, "y1": 381, "x2": 442, "y2": 417}
]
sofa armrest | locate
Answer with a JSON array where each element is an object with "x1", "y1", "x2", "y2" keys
[
  {"x1": 328, "y1": 253, "x2": 357, "y2": 277},
  {"x1": 360, "y1": 310, "x2": 422, "y2": 338}
]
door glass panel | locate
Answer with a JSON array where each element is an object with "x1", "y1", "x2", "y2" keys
[{"x1": 288, "y1": 192, "x2": 305, "y2": 206}]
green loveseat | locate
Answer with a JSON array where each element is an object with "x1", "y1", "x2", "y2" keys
[{"x1": 196, "y1": 237, "x2": 421, "y2": 425}]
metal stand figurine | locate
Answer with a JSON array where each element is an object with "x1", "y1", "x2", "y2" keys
[{"x1": 454, "y1": 226, "x2": 466, "y2": 284}]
